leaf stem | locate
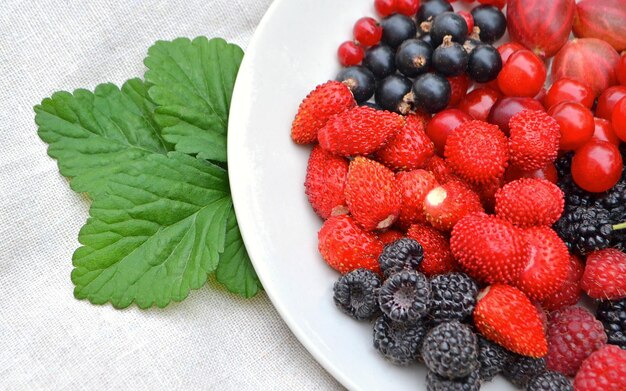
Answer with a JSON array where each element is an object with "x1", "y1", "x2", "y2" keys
[{"x1": 613, "y1": 222, "x2": 626, "y2": 231}]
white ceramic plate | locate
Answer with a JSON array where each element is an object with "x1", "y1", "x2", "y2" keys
[{"x1": 228, "y1": 1, "x2": 514, "y2": 389}]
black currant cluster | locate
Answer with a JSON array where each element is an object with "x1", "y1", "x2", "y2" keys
[{"x1": 336, "y1": 0, "x2": 506, "y2": 114}]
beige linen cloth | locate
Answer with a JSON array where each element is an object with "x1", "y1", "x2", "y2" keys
[{"x1": 0, "y1": 1, "x2": 342, "y2": 389}]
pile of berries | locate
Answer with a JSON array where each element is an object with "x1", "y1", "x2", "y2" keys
[{"x1": 291, "y1": 0, "x2": 626, "y2": 389}]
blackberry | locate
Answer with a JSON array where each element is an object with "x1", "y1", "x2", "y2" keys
[
  {"x1": 503, "y1": 354, "x2": 546, "y2": 388},
  {"x1": 527, "y1": 371, "x2": 573, "y2": 391},
  {"x1": 336, "y1": 66, "x2": 376, "y2": 103},
  {"x1": 378, "y1": 238, "x2": 424, "y2": 277},
  {"x1": 373, "y1": 315, "x2": 429, "y2": 365},
  {"x1": 555, "y1": 152, "x2": 573, "y2": 179},
  {"x1": 596, "y1": 298, "x2": 626, "y2": 350},
  {"x1": 477, "y1": 335, "x2": 510, "y2": 381},
  {"x1": 421, "y1": 321, "x2": 479, "y2": 378},
  {"x1": 426, "y1": 370, "x2": 480, "y2": 391},
  {"x1": 379, "y1": 270, "x2": 431, "y2": 323},
  {"x1": 553, "y1": 204, "x2": 613, "y2": 255},
  {"x1": 429, "y1": 272, "x2": 478, "y2": 323},
  {"x1": 333, "y1": 268, "x2": 382, "y2": 320}
]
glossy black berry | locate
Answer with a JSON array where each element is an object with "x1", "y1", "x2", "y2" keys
[
  {"x1": 336, "y1": 66, "x2": 375, "y2": 103},
  {"x1": 463, "y1": 37, "x2": 483, "y2": 54},
  {"x1": 429, "y1": 273, "x2": 478, "y2": 324},
  {"x1": 527, "y1": 371, "x2": 573, "y2": 391},
  {"x1": 477, "y1": 336, "x2": 511, "y2": 381},
  {"x1": 430, "y1": 12, "x2": 469, "y2": 47},
  {"x1": 420, "y1": 34, "x2": 434, "y2": 48},
  {"x1": 395, "y1": 39, "x2": 433, "y2": 77},
  {"x1": 379, "y1": 270, "x2": 431, "y2": 323},
  {"x1": 471, "y1": 5, "x2": 507, "y2": 44},
  {"x1": 432, "y1": 36, "x2": 469, "y2": 76},
  {"x1": 416, "y1": 0, "x2": 453, "y2": 25},
  {"x1": 375, "y1": 74, "x2": 413, "y2": 114},
  {"x1": 373, "y1": 315, "x2": 430, "y2": 365},
  {"x1": 333, "y1": 268, "x2": 382, "y2": 321},
  {"x1": 363, "y1": 45, "x2": 396, "y2": 79},
  {"x1": 421, "y1": 321, "x2": 479, "y2": 378},
  {"x1": 467, "y1": 44, "x2": 502, "y2": 83},
  {"x1": 426, "y1": 371, "x2": 480, "y2": 391},
  {"x1": 378, "y1": 238, "x2": 424, "y2": 278},
  {"x1": 596, "y1": 298, "x2": 626, "y2": 350},
  {"x1": 381, "y1": 14, "x2": 417, "y2": 49},
  {"x1": 412, "y1": 73, "x2": 451, "y2": 113},
  {"x1": 503, "y1": 354, "x2": 546, "y2": 388}
]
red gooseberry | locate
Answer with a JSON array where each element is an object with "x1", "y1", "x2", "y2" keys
[
  {"x1": 497, "y1": 50, "x2": 547, "y2": 98},
  {"x1": 457, "y1": 88, "x2": 501, "y2": 122},
  {"x1": 593, "y1": 117, "x2": 620, "y2": 145},
  {"x1": 426, "y1": 109, "x2": 472, "y2": 156},
  {"x1": 611, "y1": 97, "x2": 626, "y2": 142},
  {"x1": 543, "y1": 78, "x2": 595, "y2": 110},
  {"x1": 617, "y1": 54, "x2": 626, "y2": 86},
  {"x1": 571, "y1": 140, "x2": 623, "y2": 193},
  {"x1": 548, "y1": 101, "x2": 595, "y2": 151},
  {"x1": 596, "y1": 86, "x2": 626, "y2": 120}
]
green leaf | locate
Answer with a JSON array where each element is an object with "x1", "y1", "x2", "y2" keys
[
  {"x1": 216, "y1": 208, "x2": 261, "y2": 298},
  {"x1": 71, "y1": 152, "x2": 232, "y2": 309},
  {"x1": 144, "y1": 37, "x2": 244, "y2": 162},
  {"x1": 35, "y1": 79, "x2": 169, "y2": 197}
]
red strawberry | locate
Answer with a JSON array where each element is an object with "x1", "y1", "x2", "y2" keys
[
  {"x1": 345, "y1": 157, "x2": 402, "y2": 231},
  {"x1": 444, "y1": 120, "x2": 509, "y2": 184},
  {"x1": 581, "y1": 248, "x2": 626, "y2": 300},
  {"x1": 508, "y1": 110, "x2": 560, "y2": 171},
  {"x1": 304, "y1": 146, "x2": 349, "y2": 219},
  {"x1": 318, "y1": 215, "x2": 383, "y2": 274},
  {"x1": 495, "y1": 178, "x2": 564, "y2": 227},
  {"x1": 574, "y1": 345, "x2": 626, "y2": 391},
  {"x1": 540, "y1": 254, "x2": 584, "y2": 311},
  {"x1": 291, "y1": 81, "x2": 355, "y2": 144},
  {"x1": 375, "y1": 113, "x2": 435, "y2": 171},
  {"x1": 378, "y1": 230, "x2": 404, "y2": 245},
  {"x1": 474, "y1": 284, "x2": 548, "y2": 358},
  {"x1": 516, "y1": 226, "x2": 570, "y2": 301},
  {"x1": 451, "y1": 212, "x2": 528, "y2": 284},
  {"x1": 423, "y1": 181, "x2": 484, "y2": 231},
  {"x1": 425, "y1": 156, "x2": 459, "y2": 184},
  {"x1": 318, "y1": 106, "x2": 405, "y2": 156},
  {"x1": 447, "y1": 74, "x2": 470, "y2": 106},
  {"x1": 396, "y1": 169, "x2": 438, "y2": 229},
  {"x1": 407, "y1": 223, "x2": 456, "y2": 276}
]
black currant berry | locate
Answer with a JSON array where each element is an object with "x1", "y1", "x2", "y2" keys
[
  {"x1": 396, "y1": 39, "x2": 433, "y2": 77},
  {"x1": 363, "y1": 45, "x2": 396, "y2": 79},
  {"x1": 471, "y1": 5, "x2": 507, "y2": 44},
  {"x1": 411, "y1": 73, "x2": 450, "y2": 113},
  {"x1": 430, "y1": 12, "x2": 469, "y2": 47},
  {"x1": 336, "y1": 66, "x2": 376, "y2": 103},
  {"x1": 381, "y1": 14, "x2": 417, "y2": 49},
  {"x1": 467, "y1": 45, "x2": 503, "y2": 83},
  {"x1": 432, "y1": 36, "x2": 469, "y2": 77},
  {"x1": 416, "y1": 0, "x2": 453, "y2": 25},
  {"x1": 420, "y1": 34, "x2": 434, "y2": 48},
  {"x1": 375, "y1": 74, "x2": 413, "y2": 114}
]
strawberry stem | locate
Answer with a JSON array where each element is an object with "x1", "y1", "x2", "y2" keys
[{"x1": 613, "y1": 222, "x2": 626, "y2": 231}]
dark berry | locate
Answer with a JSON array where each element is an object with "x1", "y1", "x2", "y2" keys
[
  {"x1": 375, "y1": 74, "x2": 413, "y2": 114},
  {"x1": 421, "y1": 321, "x2": 479, "y2": 378},
  {"x1": 462, "y1": 37, "x2": 483, "y2": 54},
  {"x1": 381, "y1": 14, "x2": 417, "y2": 49},
  {"x1": 333, "y1": 268, "x2": 382, "y2": 320},
  {"x1": 336, "y1": 66, "x2": 376, "y2": 103},
  {"x1": 373, "y1": 315, "x2": 429, "y2": 365},
  {"x1": 477, "y1": 335, "x2": 511, "y2": 381},
  {"x1": 416, "y1": 0, "x2": 453, "y2": 25},
  {"x1": 379, "y1": 270, "x2": 431, "y2": 323},
  {"x1": 363, "y1": 45, "x2": 396, "y2": 79},
  {"x1": 426, "y1": 370, "x2": 480, "y2": 391},
  {"x1": 412, "y1": 73, "x2": 451, "y2": 113},
  {"x1": 470, "y1": 5, "x2": 507, "y2": 44},
  {"x1": 429, "y1": 272, "x2": 478, "y2": 323},
  {"x1": 395, "y1": 39, "x2": 433, "y2": 77},
  {"x1": 432, "y1": 36, "x2": 469, "y2": 77},
  {"x1": 421, "y1": 34, "x2": 434, "y2": 48},
  {"x1": 337, "y1": 41, "x2": 365, "y2": 66},
  {"x1": 553, "y1": 205, "x2": 613, "y2": 255},
  {"x1": 430, "y1": 12, "x2": 469, "y2": 47},
  {"x1": 378, "y1": 238, "x2": 424, "y2": 277},
  {"x1": 503, "y1": 354, "x2": 546, "y2": 388},
  {"x1": 596, "y1": 298, "x2": 626, "y2": 350},
  {"x1": 527, "y1": 371, "x2": 573, "y2": 391},
  {"x1": 467, "y1": 44, "x2": 502, "y2": 83}
]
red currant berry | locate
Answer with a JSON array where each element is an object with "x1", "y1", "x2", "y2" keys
[
  {"x1": 395, "y1": 0, "x2": 420, "y2": 16},
  {"x1": 543, "y1": 78, "x2": 595, "y2": 110},
  {"x1": 457, "y1": 87, "x2": 501, "y2": 122},
  {"x1": 572, "y1": 140, "x2": 623, "y2": 192},
  {"x1": 497, "y1": 42, "x2": 525, "y2": 64},
  {"x1": 611, "y1": 97, "x2": 626, "y2": 142},
  {"x1": 497, "y1": 50, "x2": 546, "y2": 97},
  {"x1": 426, "y1": 109, "x2": 472, "y2": 155},
  {"x1": 593, "y1": 117, "x2": 620, "y2": 145},
  {"x1": 478, "y1": 0, "x2": 505, "y2": 8},
  {"x1": 375, "y1": 0, "x2": 396, "y2": 17},
  {"x1": 354, "y1": 17, "x2": 383, "y2": 47},
  {"x1": 596, "y1": 85, "x2": 626, "y2": 120},
  {"x1": 457, "y1": 11, "x2": 474, "y2": 33},
  {"x1": 505, "y1": 163, "x2": 558, "y2": 184},
  {"x1": 337, "y1": 41, "x2": 364, "y2": 66},
  {"x1": 548, "y1": 101, "x2": 595, "y2": 151},
  {"x1": 488, "y1": 96, "x2": 545, "y2": 135},
  {"x1": 617, "y1": 53, "x2": 626, "y2": 86}
]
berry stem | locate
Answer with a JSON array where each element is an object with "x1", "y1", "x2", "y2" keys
[{"x1": 613, "y1": 222, "x2": 626, "y2": 231}]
